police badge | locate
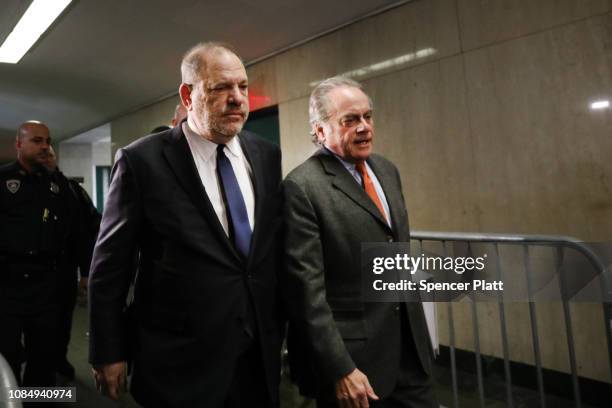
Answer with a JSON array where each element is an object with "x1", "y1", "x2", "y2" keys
[
  {"x1": 6, "y1": 179, "x2": 20, "y2": 194},
  {"x1": 50, "y1": 182, "x2": 60, "y2": 194}
]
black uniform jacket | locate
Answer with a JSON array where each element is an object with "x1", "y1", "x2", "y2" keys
[
  {"x1": 0, "y1": 161, "x2": 80, "y2": 310},
  {"x1": 88, "y1": 126, "x2": 283, "y2": 407},
  {"x1": 0, "y1": 162, "x2": 78, "y2": 259}
]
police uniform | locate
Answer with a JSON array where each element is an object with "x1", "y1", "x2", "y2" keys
[
  {"x1": 55, "y1": 174, "x2": 101, "y2": 377},
  {"x1": 0, "y1": 161, "x2": 80, "y2": 386}
]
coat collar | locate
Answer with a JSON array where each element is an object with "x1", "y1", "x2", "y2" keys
[{"x1": 315, "y1": 148, "x2": 394, "y2": 233}]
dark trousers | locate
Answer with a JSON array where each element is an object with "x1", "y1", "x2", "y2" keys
[
  {"x1": 0, "y1": 272, "x2": 59, "y2": 387},
  {"x1": 56, "y1": 275, "x2": 77, "y2": 364},
  {"x1": 225, "y1": 342, "x2": 275, "y2": 408},
  {"x1": 0, "y1": 305, "x2": 59, "y2": 386},
  {"x1": 317, "y1": 307, "x2": 437, "y2": 408}
]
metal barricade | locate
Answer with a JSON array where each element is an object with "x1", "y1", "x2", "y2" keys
[
  {"x1": 0, "y1": 353, "x2": 21, "y2": 408},
  {"x1": 410, "y1": 231, "x2": 611, "y2": 408}
]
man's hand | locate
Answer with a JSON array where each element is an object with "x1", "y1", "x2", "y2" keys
[
  {"x1": 335, "y1": 368, "x2": 379, "y2": 407},
  {"x1": 77, "y1": 277, "x2": 88, "y2": 306},
  {"x1": 78, "y1": 276, "x2": 88, "y2": 290},
  {"x1": 92, "y1": 362, "x2": 127, "y2": 400}
]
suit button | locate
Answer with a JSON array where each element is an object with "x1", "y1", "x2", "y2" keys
[
  {"x1": 24, "y1": 273, "x2": 29, "y2": 279},
  {"x1": 394, "y1": 305, "x2": 400, "y2": 313},
  {"x1": 387, "y1": 236, "x2": 394, "y2": 242}
]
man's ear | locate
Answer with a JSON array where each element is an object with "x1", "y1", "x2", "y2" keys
[
  {"x1": 14, "y1": 137, "x2": 21, "y2": 150},
  {"x1": 179, "y1": 83, "x2": 193, "y2": 111},
  {"x1": 314, "y1": 123, "x2": 326, "y2": 144}
]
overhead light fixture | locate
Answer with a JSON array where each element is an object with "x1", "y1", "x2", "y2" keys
[
  {"x1": 590, "y1": 100, "x2": 610, "y2": 110},
  {"x1": 0, "y1": 0, "x2": 72, "y2": 64},
  {"x1": 310, "y1": 48, "x2": 437, "y2": 87}
]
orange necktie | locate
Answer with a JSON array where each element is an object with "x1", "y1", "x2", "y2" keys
[{"x1": 355, "y1": 161, "x2": 388, "y2": 223}]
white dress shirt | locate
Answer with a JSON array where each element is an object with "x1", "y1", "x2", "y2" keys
[{"x1": 182, "y1": 121, "x2": 255, "y2": 236}]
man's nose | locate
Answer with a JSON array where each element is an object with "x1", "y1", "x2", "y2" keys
[
  {"x1": 356, "y1": 118, "x2": 372, "y2": 133},
  {"x1": 227, "y1": 85, "x2": 246, "y2": 105}
]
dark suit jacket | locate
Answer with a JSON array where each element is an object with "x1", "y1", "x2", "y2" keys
[
  {"x1": 88, "y1": 126, "x2": 283, "y2": 407},
  {"x1": 283, "y1": 149, "x2": 432, "y2": 399}
]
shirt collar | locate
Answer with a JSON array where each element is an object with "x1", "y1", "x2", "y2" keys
[
  {"x1": 183, "y1": 121, "x2": 242, "y2": 162},
  {"x1": 224, "y1": 136, "x2": 242, "y2": 159},
  {"x1": 324, "y1": 145, "x2": 359, "y2": 173}
]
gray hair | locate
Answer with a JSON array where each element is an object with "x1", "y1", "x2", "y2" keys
[
  {"x1": 180, "y1": 41, "x2": 241, "y2": 85},
  {"x1": 308, "y1": 76, "x2": 372, "y2": 144}
]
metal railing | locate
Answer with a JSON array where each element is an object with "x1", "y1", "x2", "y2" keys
[
  {"x1": 410, "y1": 230, "x2": 611, "y2": 408},
  {"x1": 0, "y1": 353, "x2": 21, "y2": 408}
]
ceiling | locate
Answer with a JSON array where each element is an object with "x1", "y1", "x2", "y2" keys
[{"x1": 0, "y1": 0, "x2": 406, "y2": 162}]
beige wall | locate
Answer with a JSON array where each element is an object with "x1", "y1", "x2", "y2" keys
[
  {"x1": 110, "y1": 96, "x2": 181, "y2": 159},
  {"x1": 0, "y1": 131, "x2": 15, "y2": 164},
  {"x1": 57, "y1": 143, "x2": 93, "y2": 195},
  {"x1": 110, "y1": 0, "x2": 612, "y2": 382}
]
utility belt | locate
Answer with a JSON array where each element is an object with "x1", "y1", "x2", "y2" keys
[{"x1": 0, "y1": 253, "x2": 59, "y2": 284}]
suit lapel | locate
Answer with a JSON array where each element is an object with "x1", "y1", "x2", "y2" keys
[
  {"x1": 317, "y1": 150, "x2": 391, "y2": 232},
  {"x1": 162, "y1": 126, "x2": 242, "y2": 262}
]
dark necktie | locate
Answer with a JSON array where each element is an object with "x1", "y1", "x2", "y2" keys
[
  {"x1": 216, "y1": 144, "x2": 252, "y2": 258},
  {"x1": 355, "y1": 161, "x2": 388, "y2": 223}
]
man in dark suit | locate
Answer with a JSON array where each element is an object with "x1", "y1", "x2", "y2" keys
[
  {"x1": 283, "y1": 77, "x2": 436, "y2": 407},
  {"x1": 89, "y1": 42, "x2": 283, "y2": 407}
]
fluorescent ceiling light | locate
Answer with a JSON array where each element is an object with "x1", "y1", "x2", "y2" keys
[
  {"x1": 590, "y1": 100, "x2": 610, "y2": 110},
  {"x1": 310, "y1": 48, "x2": 437, "y2": 87},
  {"x1": 0, "y1": 0, "x2": 72, "y2": 64}
]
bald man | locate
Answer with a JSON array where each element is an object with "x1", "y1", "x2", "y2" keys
[
  {"x1": 0, "y1": 121, "x2": 81, "y2": 386},
  {"x1": 14, "y1": 121, "x2": 52, "y2": 171}
]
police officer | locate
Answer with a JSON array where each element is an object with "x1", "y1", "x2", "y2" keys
[
  {"x1": 44, "y1": 146, "x2": 101, "y2": 380},
  {"x1": 0, "y1": 121, "x2": 80, "y2": 386}
]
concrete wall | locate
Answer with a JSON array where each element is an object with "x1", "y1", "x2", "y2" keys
[
  {"x1": 109, "y1": 0, "x2": 612, "y2": 382},
  {"x1": 57, "y1": 143, "x2": 93, "y2": 195},
  {"x1": 58, "y1": 141, "x2": 112, "y2": 201},
  {"x1": 110, "y1": 96, "x2": 180, "y2": 159},
  {"x1": 0, "y1": 131, "x2": 14, "y2": 164}
]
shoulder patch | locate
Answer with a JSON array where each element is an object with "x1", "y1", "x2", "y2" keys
[{"x1": 6, "y1": 179, "x2": 20, "y2": 194}]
